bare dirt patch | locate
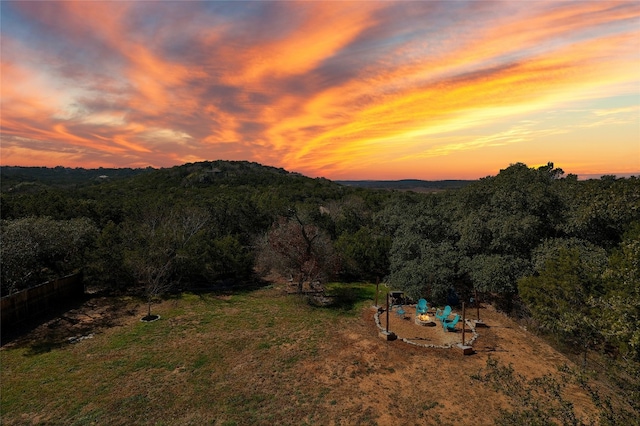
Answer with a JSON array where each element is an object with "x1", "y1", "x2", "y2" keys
[
  {"x1": 300, "y1": 302, "x2": 605, "y2": 425},
  {"x1": 2, "y1": 296, "x2": 142, "y2": 352}
]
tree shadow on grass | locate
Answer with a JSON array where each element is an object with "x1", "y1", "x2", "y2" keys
[
  {"x1": 2, "y1": 295, "x2": 140, "y2": 356},
  {"x1": 310, "y1": 283, "x2": 376, "y2": 311},
  {"x1": 177, "y1": 276, "x2": 273, "y2": 298}
]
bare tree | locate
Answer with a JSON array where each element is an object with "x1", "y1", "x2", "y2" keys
[
  {"x1": 256, "y1": 211, "x2": 338, "y2": 293},
  {"x1": 126, "y1": 205, "x2": 210, "y2": 319}
]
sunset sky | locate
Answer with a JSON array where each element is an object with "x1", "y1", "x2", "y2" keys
[{"x1": 1, "y1": 1, "x2": 638, "y2": 180}]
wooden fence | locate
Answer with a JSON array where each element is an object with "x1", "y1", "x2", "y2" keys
[{"x1": 1, "y1": 273, "x2": 84, "y2": 334}]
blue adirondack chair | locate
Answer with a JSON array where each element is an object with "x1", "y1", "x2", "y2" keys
[
  {"x1": 435, "y1": 305, "x2": 452, "y2": 322},
  {"x1": 415, "y1": 299, "x2": 428, "y2": 315},
  {"x1": 396, "y1": 305, "x2": 406, "y2": 318},
  {"x1": 443, "y1": 314, "x2": 460, "y2": 331}
]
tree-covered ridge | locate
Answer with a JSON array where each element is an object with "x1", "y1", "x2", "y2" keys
[
  {"x1": 336, "y1": 179, "x2": 474, "y2": 192},
  {"x1": 0, "y1": 165, "x2": 152, "y2": 191}
]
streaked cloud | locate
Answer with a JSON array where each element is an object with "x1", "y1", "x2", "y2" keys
[{"x1": 1, "y1": 0, "x2": 638, "y2": 179}]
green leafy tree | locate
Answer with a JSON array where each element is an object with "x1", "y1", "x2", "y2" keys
[
  {"x1": 324, "y1": 195, "x2": 372, "y2": 236},
  {"x1": 85, "y1": 220, "x2": 133, "y2": 291},
  {"x1": 335, "y1": 226, "x2": 391, "y2": 281},
  {"x1": 382, "y1": 192, "x2": 461, "y2": 303},
  {"x1": 596, "y1": 224, "x2": 640, "y2": 361},
  {"x1": 177, "y1": 234, "x2": 253, "y2": 286},
  {"x1": 387, "y1": 238, "x2": 461, "y2": 302},
  {"x1": 1, "y1": 220, "x2": 39, "y2": 295},
  {"x1": 455, "y1": 162, "x2": 565, "y2": 258},
  {"x1": 519, "y1": 246, "x2": 606, "y2": 360},
  {"x1": 462, "y1": 254, "x2": 531, "y2": 310},
  {"x1": 1, "y1": 216, "x2": 97, "y2": 294},
  {"x1": 561, "y1": 176, "x2": 640, "y2": 248}
]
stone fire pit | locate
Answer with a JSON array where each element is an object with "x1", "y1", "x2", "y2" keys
[
  {"x1": 374, "y1": 305, "x2": 480, "y2": 349},
  {"x1": 415, "y1": 313, "x2": 436, "y2": 326}
]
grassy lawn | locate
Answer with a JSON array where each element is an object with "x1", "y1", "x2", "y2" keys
[{"x1": 1, "y1": 284, "x2": 379, "y2": 425}]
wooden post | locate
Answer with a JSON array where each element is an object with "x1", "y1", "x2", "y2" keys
[
  {"x1": 462, "y1": 302, "x2": 466, "y2": 345},
  {"x1": 458, "y1": 301, "x2": 473, "y2": 354},
  {"x1": 378, "y1": 290, "x2": 396, "y2": 341},
  {"x1": 386, "y1": 292, "x2": 390, "y2": 334},
  {"x1": 473, "y1": 290, "x2": 487, "y2": 327}
]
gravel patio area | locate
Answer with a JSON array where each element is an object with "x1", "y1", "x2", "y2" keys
[{"x1": 375, "y1": 305, "x2": 477, "y2": 348}]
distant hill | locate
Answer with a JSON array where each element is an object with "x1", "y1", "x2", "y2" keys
[
  {"x1": 336, "y1": 179, "x2": 475, "y2": 192},
  {"x1": 0, "y1": 162, "x2": 307, "y2": 193},
  {"x1": 1, "y1": 164, "x2": 474, "y2": 194},
  {"x1": 0, "y1": 166, "x2": 152, "y2": 191},
  {"x1": 0, "y1": 161, "x2": 348, "y2": 206}
]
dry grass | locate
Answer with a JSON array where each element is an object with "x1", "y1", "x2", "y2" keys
[{"x1": 1, "y1": 284, "x2": 631, "y2": 425}]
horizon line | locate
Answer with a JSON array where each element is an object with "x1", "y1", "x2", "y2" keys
[{"x1": 1, "y1": 163, "x2": 637, "y2": 182}]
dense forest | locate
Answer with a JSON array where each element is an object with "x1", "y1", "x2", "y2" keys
[{"x1": 1, "y1": 160, "x2": 639, "y2": 410}]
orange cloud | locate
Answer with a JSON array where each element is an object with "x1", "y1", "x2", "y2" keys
[
  {"x1": 220, "y1": 2, "x2": 384, "y2": 85},
  {"x1": 272, "y1": 18, "x2": 639, "y2": 177}
]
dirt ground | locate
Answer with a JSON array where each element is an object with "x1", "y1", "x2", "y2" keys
[
  {"x1": 1, "y1": 294, "x2": 140, "y2": 350},
  {"x1": 377, "y1": 305, "x2": 469, "y2": 347},
  {"x1": 308, "y1": 302, "x2": 602, "y2": 425}
]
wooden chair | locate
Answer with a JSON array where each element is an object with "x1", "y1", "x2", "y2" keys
[
  {"x1": 443, "y1": 314, "x2": 460, "y2": 331},
  {"x1": 415, "y1": 298, "x2": 428, "y2": 315},
  {"x1": 435, "y1": 305, "x2": 452, "y2": 322}
]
